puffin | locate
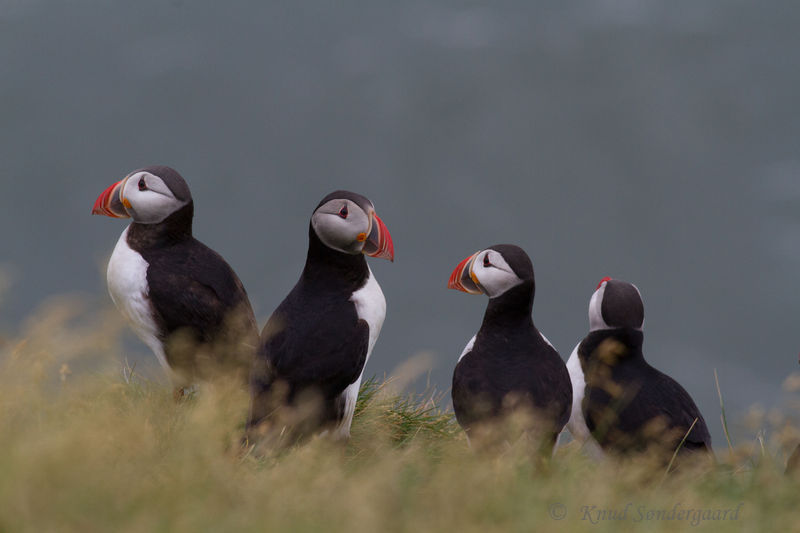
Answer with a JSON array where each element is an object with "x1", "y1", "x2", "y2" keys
[
  {"x1": 447, "y1": 244, "x2": 572, "y2": 452},
  {"x1": 247, "y1": 190, "x2": 394, "y2": 441},
  {"x1": 92, "y1": 166, "x2": 258, "y2": 392},
  {"x1": 566, "y1": 277, "x2": 712, "y2": 457}
]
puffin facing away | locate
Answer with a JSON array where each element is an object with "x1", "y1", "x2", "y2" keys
[
  {"x1": 92, "y1": 166, "x2": 258, "y2": 391},
  {"x1": 448, "y1": 245, "x2": 572, "y2": 452},
  {"x1": 247, "y1": 190, "x2": 394, "y2": 442},
  {"x1": 566, "y1": 277, "x2": 711, "y2": 458}
]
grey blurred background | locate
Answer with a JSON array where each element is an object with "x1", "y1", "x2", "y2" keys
[{"x1": 1, "y1": 1, "x2": 799, "y2": 444}]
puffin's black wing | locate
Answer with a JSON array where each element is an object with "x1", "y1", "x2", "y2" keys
[
  {"x1": 452, "y1": 355, "x2": 486, "y2": 429},
  {"x1": 641, "y1": 369, "x2": 712, "y2": 450},
  {"x1": 144, "y1": 239, "x2": 258, "y2": 350},
  {"x1": 584, "y1": 366, "x2": 711, "y2": 452},
  {"x1": 248, "y1": 286, "x2": 370, "y2": 427}
]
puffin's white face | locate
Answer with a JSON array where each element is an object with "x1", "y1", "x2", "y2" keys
[
  {"x1": 448, "y1": 248, "x2": 522, "y2": 298},
  {"x1": 92, "y1": 168, "x2": 191, "y2": 224},
  {"x1": 312, "y1": 198, "x2": 373, "y2": 255},
  {"x1": 588, "y1": 280, "x2": 610, "y2": 331},
  {"x1": 310, "y1": 195, "x2": 394, "y2": 260},
  {"x1": 119, "y1": 171, "x2": 189, "y2": 224}
]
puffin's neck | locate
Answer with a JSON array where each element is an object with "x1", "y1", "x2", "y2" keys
[
  {"x1": 302, "y1": 224, "x2": 369, "y2": 288},
  {"x1": 578, "y1": 328, "x2": 645, "y2": 366},
  {"x1": 126, "y1": 202, "x2": 194, "y2": 250},
  {"x1": 479, "y1": 281, "x2": 535, "y2": 332}
]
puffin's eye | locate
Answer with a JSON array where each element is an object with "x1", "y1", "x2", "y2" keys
[
  {"x1": 483, "y1": 254, "x2": 492, "y2": 267},
  {"x1": 338, "y1": 205, "x2": 348, "y2": 219},
  {"x1": 138, "y1": 177, "x2": 147, "y2": 191}
]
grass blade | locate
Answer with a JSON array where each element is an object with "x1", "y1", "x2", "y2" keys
[
  {"x1": 661, "y1": 417, "x2": 699, "y2": 483},
  {"x1": 714, "y1": 368, "x2": 734, "y2": 453}
]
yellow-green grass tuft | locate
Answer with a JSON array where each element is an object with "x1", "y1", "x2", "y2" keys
[{"x1": 0, "y1": 299, "x2": 799, "y2": 532}]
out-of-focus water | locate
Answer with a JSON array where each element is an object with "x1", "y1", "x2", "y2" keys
[{"x1": 2, "y1": 2, "x2": 799, "y2": 444}]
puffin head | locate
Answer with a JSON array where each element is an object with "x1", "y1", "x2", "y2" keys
[
  {"x1": 448, "y1": 244, "x2": 533, "y2": 298},
  {"x1": 589, "y1": 277, "x2": 645, "y2": 332},
  {"x1": 310, "y1": 190, "x2": 394, "y2": 261},
  {"x1": 92, "y1": 166, "x2": 192, "y2": 224}
]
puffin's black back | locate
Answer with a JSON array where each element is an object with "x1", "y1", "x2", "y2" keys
[
  {"x1": 247, "y1": 222, "x2": 371, "y2": 433},
  {"x1": 451, "y1": 247, "x2": 572, "y2": 446},
  {"x1": 578, "y1": 328, "x2": 712, "y2": 455},
  {"x1": 127, "y1": 203, "x2": 258, "y2": 382}
]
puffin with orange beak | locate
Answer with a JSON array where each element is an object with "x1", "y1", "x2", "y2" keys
[
  {"x1": 247, "y1": 190, "x2": 393, "y2": 441},
  {"x1": 92, "y1": 166, "x2": 258, "y2": 393},
  {"x1": 448, "y1": 244, "x2": 571, "y2": 451}
]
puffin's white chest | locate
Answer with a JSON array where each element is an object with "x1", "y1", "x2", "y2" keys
[
  {"x1": 349, "y1": 266, "x2": 386, "y2": 360},
  {"x1": 331, "y1": 266, "x2": 386, "y2": 439},
  {"x1": 565, "y1": 342, "x2": 605, "y2": 458},
  {"x1": 107, "y1": 226, "x2": 169, "y2": 371}
]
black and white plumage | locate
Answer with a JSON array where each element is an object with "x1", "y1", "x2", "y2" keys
[
  {"x1": 566, "y1": 277, "x2": 712, "y2": 457},
  {"x1": 92, "y1": 166, "x2": 258, "y2": 389},
  {"x1": 448, "y1": 244, "x2": 572, "y2": 451},
  {"x1": 247, "y1": 190, "x2": 394, "y2": 440}
]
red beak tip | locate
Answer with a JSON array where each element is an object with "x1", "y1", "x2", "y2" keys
[
  {"x1": 92, "y1": 179, "x2": 128, "y2": 219},
  {"x1": 448, "y1": 253, "x2": 478, "y2": 293},
  {"x1": 597, "y1": 276, "x2": 612, "y2": 290},
  {"x1": 369, "y1": 213, "x2": 394, "y2": 262}
]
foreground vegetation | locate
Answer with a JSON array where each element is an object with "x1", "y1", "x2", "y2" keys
[{"x1": 0, "y1": 298, "x2": 799, "y2": 532}]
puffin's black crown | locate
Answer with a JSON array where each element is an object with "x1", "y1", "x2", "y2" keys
[
  {"x1": 134, "y1": 166, "x2": 192, "y2": 203},
  {"x1": 602, "y1": 280, "x2": 644, "y2": 329},
  {"x1": 315, "y1": 190, "x2": 374, "y2": 214},
  {"x1": 487, "y1": 244, "x2": 534, "y2": 282}
]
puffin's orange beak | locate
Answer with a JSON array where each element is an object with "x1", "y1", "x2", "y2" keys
[
  {"x1": 448, "y1": 251, "x2": 483, "y2": 294},
  {"x1": 363, "y1": 212, "x2": 394, "y2": 262},
  {"x1": 91, "y1": 179, "x2": 129, "y2": 218}
]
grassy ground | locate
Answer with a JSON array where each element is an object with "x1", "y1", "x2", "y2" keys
[{"x1": 0, "y1": 299, "x2": 799, "y2": 532}]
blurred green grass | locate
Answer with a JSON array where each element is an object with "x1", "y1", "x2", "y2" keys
[{"x1": 0, "y1": 297, "x2": 799, "y2": 532}]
